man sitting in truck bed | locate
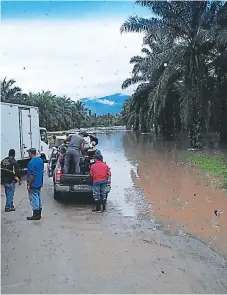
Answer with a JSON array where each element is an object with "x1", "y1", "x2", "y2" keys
[{"x1": 64, "y1": 133, "x2": 85, "y2": 174}]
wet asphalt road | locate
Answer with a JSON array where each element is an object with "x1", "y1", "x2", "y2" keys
[{"x1": 1, "y1": 132, "x2": 227, "y2": 294}]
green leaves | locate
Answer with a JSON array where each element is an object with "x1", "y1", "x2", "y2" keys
[
  {"x1": 120, "y1": 0, "x2": 227, "y2": 145},
  {"x1": 1, "y1": 77, "x2": 24, "y2": 103},
  {"x1": 1, "y1": 78, "x2": 123, "y2": 131},
  {"x1": 186, "y1": 153, "x2": 227, "y2": 181}
]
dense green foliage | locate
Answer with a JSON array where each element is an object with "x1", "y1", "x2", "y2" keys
[
  {"x1": 121, "y1": 1, "x2": 227, "y2": 147},
  {"x1": 1, "y1": 78, "x2": 122, "y2": 131}
]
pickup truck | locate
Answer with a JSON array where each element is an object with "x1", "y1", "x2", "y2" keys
[{"x1": 48, "y1": 138, "x2": 111, "y2": 199}]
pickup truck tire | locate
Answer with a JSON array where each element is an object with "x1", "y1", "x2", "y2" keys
[
  {"x1": 54, "y1": 188, "x2": 61, "y2": 200},
  {"x1": 53, "y1": 181, "x2": 61, "y2": 200}
]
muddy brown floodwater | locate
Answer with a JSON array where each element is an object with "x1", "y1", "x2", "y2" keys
[
  {"x1": 1, "y1": 131, "x2": 227, "y2": 293},
  {"x1": 121, "y1": 132, "x2": 227, "y2": 257}
]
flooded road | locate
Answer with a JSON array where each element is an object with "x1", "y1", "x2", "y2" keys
[
  {"x1": 120, "y1": 131, "x2": 227, "y2": 256},
  {"x1": 1, "y1": 131, "x2": 227, "y2": 293}
]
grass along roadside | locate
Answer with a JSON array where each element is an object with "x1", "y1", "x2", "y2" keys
[{"x1": 185, "y1": 153, "x2": 227, "y2": 189}]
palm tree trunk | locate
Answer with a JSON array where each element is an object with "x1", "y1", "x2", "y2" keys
[
  {"x1": 220, "y1": 99, "x2": 227, "y2": 143},
  {"x1": 133, "y1": 117, "x2": 139, "y2": 131},
  {"x1": 188, "y1": 100, "x2": 203, "y2": 149},
  {"x1": 140, "y1": 113, "x2": 149, "y2": 133},
  {"x1": 218, "y1": 77, "x2": 227, "y2": 143},
  {"x1": 187, "y1": 71, "x2": 203, "y2": 149}
]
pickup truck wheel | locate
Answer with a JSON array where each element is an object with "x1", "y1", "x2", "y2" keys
[
  {"x1": 54, "y1": 189, "x2": 61, "y2": 200},
  {"x1": 53, "y1": 183, "x2": 61, "y2": 200}
]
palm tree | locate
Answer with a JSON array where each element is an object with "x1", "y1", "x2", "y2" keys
[
  {"x1": 121, "y1": 98, "x2": 136, "y2": 130},
  {"x1": 122, "y1": 35, "x2": 180, "y2": 136},
  {"x1": 121, "y1": 1, "x2": 227, "y2": 147},
  {"x1": 0, "y1": 77, "x2": 123, "y2": 131},
  {"x1": 72, "y1": 101, "x2": 88, "y2": 128},
  {"x1": 1, "y1": 78, "x2": 26, "y2": 103},
  {"x1": 26, "y1": 91, "x2": 60, "y2": 130},
  {"x1": 56, "y1": 95, "x2": 74, "y2": 129}
]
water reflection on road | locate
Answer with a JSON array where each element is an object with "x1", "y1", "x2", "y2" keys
[
  {"x1": 98, "y1": 132, "x2": 141, "y2": 217},
  {"x1": 98, "y1": 131, "x2": 227, "y2": 257}
]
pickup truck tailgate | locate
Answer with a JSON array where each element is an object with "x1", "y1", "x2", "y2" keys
[{"x1": 60, "y1": 174, "x2": 93, "y2": 186}]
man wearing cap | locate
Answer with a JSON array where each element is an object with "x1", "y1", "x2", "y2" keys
[{"x1": 26, "y1": 148, "x2": 44, "y2": 220}]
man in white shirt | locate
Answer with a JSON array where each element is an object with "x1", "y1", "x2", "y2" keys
[{"x1": 82, "y1": 131, "x2": 92, "y2": 149}]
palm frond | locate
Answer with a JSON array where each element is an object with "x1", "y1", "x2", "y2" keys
[
  {"x1": 122, "y1": 76, "x2": 147, "y2": 89},
  {"x1": 120, "y1": 16, "x2": 162, "y2": 34}
]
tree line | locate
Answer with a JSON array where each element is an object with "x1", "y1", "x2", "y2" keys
[
  {"x1": 120, "y1": 1, "x2": 227, "y2": 148},
  {"x1": 1, "y1": 78, "x2": 122, "y2": 131}
]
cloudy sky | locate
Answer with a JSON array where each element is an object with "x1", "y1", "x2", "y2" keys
[{"x1": 1, "y1": 1, "x2": 148, "y2": 102}]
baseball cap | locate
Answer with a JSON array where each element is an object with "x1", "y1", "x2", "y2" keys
[{"x1": 27, "y1": 148, "x2": 37, "y2": 155}]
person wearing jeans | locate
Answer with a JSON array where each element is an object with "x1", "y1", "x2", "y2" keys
[
  {"x1": 64, "y1": 133, "x2": 85, "y2": 174},
  {"x1": 27, "y1": 148, "x2": 44, "y2": 220},
  {"x1": 4, "y1": 183, "x2": 15, "y2": 210},
  {"x1": 92, "y1": 183, "x2": 108, "y2": 212},
  {"x1": 90, "y1": 155, "x2": 111, "y2": 212},
  {"x1": 1, "y1": 149, "x2": 21, "y2": 212},
  {"x1": 28, "y1": 188, "x2": 42, "y2": 215},
  {"x1": 64, "y1": 147, "x2": 81, "y2": 174}
]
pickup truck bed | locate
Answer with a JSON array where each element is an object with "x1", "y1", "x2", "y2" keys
[
  {"x1": 49, "y1": 143, "x2": 111, "y2": 199},
  {"x1": 60, "y1": 174, "x2": 93, "y2": 186},
  {"x1": 53, "y1": 165, "x2": 111, "y2": 199},
  {"x1": 54, "y1": 175, "x2": 111, "y2": 197}
]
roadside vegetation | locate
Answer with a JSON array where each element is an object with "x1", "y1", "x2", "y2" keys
[
  {"x1": 121, "y1": 1, "x2": 227, "y2": 148},
  {"x1": 185, "y1": 153, "x2": 227, "y2": 189},
  {"x1": 0, "y1": 78, "x2": 122, "y2": 131}
]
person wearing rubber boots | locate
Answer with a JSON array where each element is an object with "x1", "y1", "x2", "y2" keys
[
  {"x1": 90, "y1": 154, "x2": 111, "y2": 212},
  {"x1": 26, "y1": 148, "x2": 44, "y2": 220}
]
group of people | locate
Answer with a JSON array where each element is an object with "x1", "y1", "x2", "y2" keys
[
  {"x1": 1, "y1": 148, "x2": 44, "y2": 220},
  {"x1": 1, "y1": 131, "x2": 111, "y2": 217},
  {"x1": 63, "y1": 131, "x2": 111, "y2": 212},
  {"x1": 63, "y1": 131, "x2": 101, "y2": 174}
]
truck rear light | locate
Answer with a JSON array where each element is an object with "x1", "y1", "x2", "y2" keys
[{"x1": 56, "y1": 169, "x2": 63, "y2": 182}]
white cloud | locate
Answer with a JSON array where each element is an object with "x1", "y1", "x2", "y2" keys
[
  {"x1": 0, "y1": 19, "x2": 143, "y2": 100},
  {"x1": 96, "y1": 99, "x2": 115, "y2": 105}
]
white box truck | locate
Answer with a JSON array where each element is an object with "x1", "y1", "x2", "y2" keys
[{"x1": 1, "y1": 102, "x2": 49, "y2": 168}]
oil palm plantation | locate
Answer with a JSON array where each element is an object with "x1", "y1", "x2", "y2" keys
[
  {"x1": 122, "y1": 33, "x2": 181, "y2": 137},
  {"x1": 121, "y1": 1, "x2": 227, "y2": 147},
  {"x1": 1, "y1": 78, "x2": 123, "y2": 131}
]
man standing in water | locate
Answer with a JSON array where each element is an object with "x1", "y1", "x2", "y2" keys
[
  {"x1": 64, "y1": 133, "x2": 85, "y2": 174},
  {"x1": 27, "y1": 148, "x2": 44, "y2": 220},
  {"x1": 90, "y1": 155, "x2": 111, "y2": 212}
]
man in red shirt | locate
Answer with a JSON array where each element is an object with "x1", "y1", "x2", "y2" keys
[{"x1": 90, "y1": 155, "x2": 111, "y2": 212}]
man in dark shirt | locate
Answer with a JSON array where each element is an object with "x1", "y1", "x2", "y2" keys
[
  {"x1": 1, "y1": 149, "x2": 21, "y2": 212},
  {"x1": 26, "y1": 148, "x2": 44, "y2": 220},
  {"x1": 64, "y1": 133, "x2": 85, "y2": 174}
]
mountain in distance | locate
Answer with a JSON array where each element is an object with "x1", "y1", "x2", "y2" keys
[{"x1": 81, "y1": 93, "x2": 129, "y2": 115}]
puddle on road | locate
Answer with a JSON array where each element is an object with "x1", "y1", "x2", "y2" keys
[
  {"x1": 98, "y1": 133, "x2": 138, "y2": 217},
  {"x1": 98, "y1": 131, "x2": 227, "y2": 257}
]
